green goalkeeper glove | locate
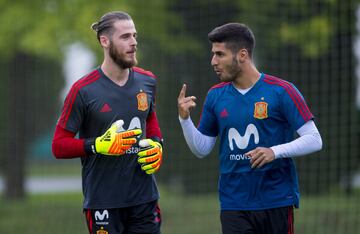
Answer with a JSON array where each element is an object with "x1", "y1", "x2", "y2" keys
[
  {"x1": 137, "y1": 139, "x2": 163, "y2": 174},
  {"x1": 94, "y1": 120, "x2": 142, "y2": 156}
]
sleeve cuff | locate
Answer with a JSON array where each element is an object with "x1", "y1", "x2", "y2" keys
[{"x1": 84, "y1": 138, "x2": 96, "y2": 155}]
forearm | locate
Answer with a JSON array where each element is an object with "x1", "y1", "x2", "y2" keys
[
  {"x1": 179, "y1": 116, "x2": 216, "y2": 158},
  {"x1": 271, "y1": 120, "x2": 322, "y2": 159},
  {"x1": 52, "y1": 125, "x2": 88, "y2": 159}
]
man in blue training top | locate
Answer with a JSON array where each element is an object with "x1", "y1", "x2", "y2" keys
[{"x1": 177, "y1": 23, "x2": 322, "y2": 234}]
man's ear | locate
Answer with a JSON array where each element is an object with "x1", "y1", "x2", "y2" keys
[
  {"x1": 100, "y1": 35, "x2": 110, "y2": 48},
  {"x1": 237, "y1": 49, "x2": 248, "y2": 63}
]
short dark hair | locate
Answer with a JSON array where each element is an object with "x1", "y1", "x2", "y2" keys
[
  {"x1": 208, "y1": 23, "x2": 255, "y2": 57},
  {"x1": 91, "y1": 11, "x2": 132, "y2": 41}
]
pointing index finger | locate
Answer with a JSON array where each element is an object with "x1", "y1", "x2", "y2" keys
[{"x1": 178, "y1": 84, "x2": 187, "y2": 99}]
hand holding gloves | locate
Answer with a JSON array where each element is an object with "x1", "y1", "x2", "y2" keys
[
  {"x1": 86, "y1": 120, "x2": 163, "y2": 174},
  {"x1": 90, "y1": 120, "x2": 142, "y2": 156},
  {"x1": 137, "y1": 139, "x2": 163, "y2": 174}
]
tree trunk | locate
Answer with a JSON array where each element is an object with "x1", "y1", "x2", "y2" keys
[{"x1": 4, "y1": 54, "x2": 28, "y2": 199}]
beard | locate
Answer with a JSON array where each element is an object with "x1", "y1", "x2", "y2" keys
[
  {"x1": 109, "y1": 41, "x2": 137, "y2": 69},
  {"x1": 219, "y1": 57, "x2": 241, "y2": 82}
]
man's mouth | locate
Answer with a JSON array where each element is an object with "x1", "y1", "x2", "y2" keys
[
  {"x1": 127, "y1": 48, "x2": 137, "y2": 54},
  {"x1": 214, "y1": 68, "x2": 221, "y2": 75}
]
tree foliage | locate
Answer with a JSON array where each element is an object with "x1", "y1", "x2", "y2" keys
[
  {"x1": 233, "y1": 0, "x2": 360, "y2": 58},
  {"x1": 0, "y1": 0, "x2": 201, "y2": 61}
]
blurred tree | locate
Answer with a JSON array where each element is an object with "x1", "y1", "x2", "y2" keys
[
  {"x1": 0, "y1": 0, "x2": 200, "y2": 61},
  {"x1": 1, "y1": 55, "x2": 63, "y2": 198}
]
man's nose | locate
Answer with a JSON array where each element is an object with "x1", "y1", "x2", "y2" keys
[
  {"x1": 211, "y1": 55, "x2": 217, "y2": 66},
  {"x1": 131, "y1": 36, "x2": 137, "y2": 46}
]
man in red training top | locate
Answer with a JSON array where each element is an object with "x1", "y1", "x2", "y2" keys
[{"x1": 52, "y1": 11, "x2": 163, "y2": 234}]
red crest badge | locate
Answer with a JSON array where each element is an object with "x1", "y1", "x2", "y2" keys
[
  {"x1": 137, "y1": 92, "x2": 148, "y2": 111},
  {"x1": 96, "y1": 229, "x2": 108, "y2": 234},
  {"x1": 253, "y1": 101, "x2": 268, "y2": 119}
]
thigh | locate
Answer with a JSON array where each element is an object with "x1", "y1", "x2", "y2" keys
[
  {"x1": 248, "y1": 206, "x2": 293, "y2": 234},
  {"x1": 261, "y1": 206, "x2": 294, "y2": 234},
  {"x1": 84, "y1": 208, "x2": 127, "y2": 234},
  {"x1": 127, "y1": 200, "x2": 161, "y2": 234},
  {"x1": 220, "y1": 206, "x2": 294, "y2": 234},
  {"x1": 220, "y1": 210, "x2": 255, "y2": 234}
]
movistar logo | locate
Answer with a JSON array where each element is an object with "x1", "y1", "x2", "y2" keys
[
  {"x1": 99, "y1": 117, "x2": 141, "y2": 143},
  {"x1": 228, "y1": 124, "x2": 259, "y2": 150},
  {"x1": 118, "y1": 117, "x2": 141, "y2": 131},
  {"x1": 95, "y1": 210, "x2": 109, "y2": 221}
]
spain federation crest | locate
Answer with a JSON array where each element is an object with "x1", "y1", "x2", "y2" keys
[
  {"x1": 137, "y1": 92, "x2": 148, "y2": 111},
  {"x1": 96, "y1": 228, "x2": 108, "y2": 234},
  {"x1": 253, "y1": 101, "x2": 268, "y2": 119}
]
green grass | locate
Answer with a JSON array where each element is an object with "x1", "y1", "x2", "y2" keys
[
  {"x1": 296, "y1": 194, "x2": 360, "y2": 234},
  {"x1": 0, "y1": 193, "x2": 85, "y2": 234},
  {"x1": 1, "y1": 188, "x2": 360, "y2": 234},
  {"x1": 0, "y1": 188, "x2": 221, "y2": 234},
  {"x1": 28, "y1": 161, "x2": 81, "y2": 177},
  {"x1": 160, "y1": 189, "x2": 221, "y2": 234}
]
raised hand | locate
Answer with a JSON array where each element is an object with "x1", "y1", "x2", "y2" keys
[{"x1": 177, "y1": 84, "x2": 197, "y2": 120}]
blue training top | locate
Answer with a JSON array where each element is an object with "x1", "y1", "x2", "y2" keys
[{"x1": 198, "y1": 73, "x2": 314, "y2": 210}]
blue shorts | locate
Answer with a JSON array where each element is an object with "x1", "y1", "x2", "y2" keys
[
  {"x1": 84, "y1": 200, "x2": 161, "y2": 234},
  {"x1": 220, "y1": 206, "x2": 294, "y2": 234}
]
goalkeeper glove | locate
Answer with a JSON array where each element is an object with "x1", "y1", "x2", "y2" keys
[
  {"x1": 89, "y1": 120, "x2": 142, "y2": 156},
  {"x1": 137, "y1": 139, "x2": 163, "y2": 174}
]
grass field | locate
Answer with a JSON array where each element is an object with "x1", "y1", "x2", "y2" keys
[
  {"x1": 0, "y1": 162, "x2": 358, "y2": 233},
  {"x1": 296, "y1": 193, "x2": 360, "y2": 234},
  {"x1": 0, "y1": 189, "x2": 221, "y2": 234},
  {"x1": 1, "y1": 187, "x2": 360, "y2": 234}
]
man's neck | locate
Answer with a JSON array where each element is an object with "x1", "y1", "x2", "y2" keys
[
  {"x1": 101, "y1": 59, "x2": 130, "y2": 86},
  {"x1": 233, "y1": 64, "x2": 261, "y2": 89}
]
